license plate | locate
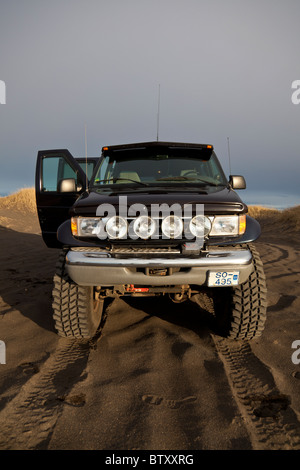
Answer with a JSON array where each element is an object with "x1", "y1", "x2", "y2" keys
[{"x1": 208, "y1": 271, "x2": 240, "y2": 287}]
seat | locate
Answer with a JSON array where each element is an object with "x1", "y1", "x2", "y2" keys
[
  {"x1": 180, "y1": 169, "x2": 198, "y2": 178},
  {"x1": 117, "y1": 171, "x2": 141, "y2": 183}
]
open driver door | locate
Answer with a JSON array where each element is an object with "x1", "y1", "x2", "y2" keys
[{"x1": 35, "y1": 149, "x2": 88, "y2": 248}]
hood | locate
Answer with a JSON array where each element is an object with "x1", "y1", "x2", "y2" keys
[{"x1": 70, "y1": 186, "x2": 247, "y2": 216}]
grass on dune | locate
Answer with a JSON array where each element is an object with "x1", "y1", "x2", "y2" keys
[{"x1": 0, "y1": 187, "x2": 36, "y2": 213}]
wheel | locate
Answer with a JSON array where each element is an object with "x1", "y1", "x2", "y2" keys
[
  {"x1": 213, "y1": 244, "x2": 267, "y2": 340},
  {"x1": 52, "y1": 249, "x2": 104, "y2": 339}
]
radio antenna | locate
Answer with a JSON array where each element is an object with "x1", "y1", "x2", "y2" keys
[
  {"x1": 85, "y1": 124, "x2": 88, "y2": 190},
  {"x1": 227, "y1": 136, "x2": 232, "y2": 175},
  {"x1": 156, "y1": 84, "x2": 160, "y2": 141}
]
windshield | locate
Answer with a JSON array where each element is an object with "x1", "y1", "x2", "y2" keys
[{"x1": 91, "y1": 148, "x2": 228, "y2": 190}]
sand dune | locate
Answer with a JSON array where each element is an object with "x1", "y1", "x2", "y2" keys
[{"x1": 0, "y1": 190, "x2": 300, "y2": 450}]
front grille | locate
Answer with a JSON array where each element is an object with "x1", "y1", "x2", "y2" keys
[
  {"x1": 71, "y1": 247, "x2": 105, "y2": 252},
  {"x1": 110, "y1": 247, "x2": 180, "y2": 254},
  {"x1": 70, "y1": 246, "x2": 181, "y2": 256}
]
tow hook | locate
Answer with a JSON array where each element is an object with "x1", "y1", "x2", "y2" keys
[
  {"x1": 169, "y1": 285, "x2": 191, "y2": 303},
  {"x1": 126, "y1": 284, "x2": 149, "y2": 293}
]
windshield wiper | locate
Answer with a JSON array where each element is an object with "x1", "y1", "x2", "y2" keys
[
  {"x1": 155, "y1": 176, "x2": 222, "y2": 186},
  {"x1": 94, "y1": 178, "x2": 149, "y2": 187},
  {"x1": 156, "y1": 176, "x2": 189, "y2": 181}
]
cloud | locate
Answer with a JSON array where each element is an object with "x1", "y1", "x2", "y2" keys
[{"x1": 0, "y1": 0, "x2": 299, "y2": 203}]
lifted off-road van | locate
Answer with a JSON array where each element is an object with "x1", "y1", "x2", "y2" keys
[{"x1": 35, "y1": 141, "x2": 267, "y2": 340}]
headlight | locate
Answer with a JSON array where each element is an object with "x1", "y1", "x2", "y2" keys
[
  {"x1": 189, "y1": 215, "x2": 211, "y2": 238},
  {"x1": 161, "y1": 215, "x2": 183, "y2": 239},
  {"x1": 106, "y1": 216, "x2": 128, "y2": 239},
  {"x1": 210, "y1": 215, "x2": 246, "y2": 236},
  {"x1": 133, "y1": 216, "x2": 156, "y2": 239},
  {"x1": 71, "y1": 217, "x2": 102, "y2": 237}
]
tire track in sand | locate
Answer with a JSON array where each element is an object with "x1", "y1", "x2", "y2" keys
[
  {"x1": 0, "y1": 338, "x2": 91, "y2": 449},
  {"x1": 214, "y1": 337, "x2": 300, "y2": 450}
]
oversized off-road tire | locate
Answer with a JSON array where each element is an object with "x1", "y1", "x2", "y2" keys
[
  {"x1": 52, "y1": 249, "x2": 104, "y2": 339},
  {"x1": 213, "y1": 244, "x2": 267, "y2": 340}
]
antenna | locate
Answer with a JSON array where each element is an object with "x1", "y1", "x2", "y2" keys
[
  {"x1": 156, "y1": 84, "x2": 160, "y2": 141},
  {"x1": 85, "y1": 124, "x2": 88, "y2": 190},
  {"x1": 227, "y1": 136, "x2": 232, "y2": 175}
]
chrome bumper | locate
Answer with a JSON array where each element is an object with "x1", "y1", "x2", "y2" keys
[{"x1": 65, "y1": 248, "x2": 253, "y2": 286}]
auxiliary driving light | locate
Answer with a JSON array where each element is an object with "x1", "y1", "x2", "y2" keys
[
  {"x1": 133, "y1": 215, "x2": 156, "y2": 239},
  {"x1": 161, "y1": 215, "x2": 183, "y2": 239},
  {"x1": 189, "y1": 215, "x2": 211, "y2": 238},
  {"x1": 106, "y1": 216, "x2": 128, "y2": 239}
]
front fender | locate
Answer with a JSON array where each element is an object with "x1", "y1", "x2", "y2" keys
[
  {"x1": 236, "y1": 215, "x2": 261, "y2": 243},
  {"x1": 57, "y1": 220, "x2": 102, "y2": 247}
]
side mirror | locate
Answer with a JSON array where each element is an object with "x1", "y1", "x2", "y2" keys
[
  {"x1": 57, "y1": 178, "x2": 78, "y2": 192},
  {"x1": 229, "y1": 175, "x2": 246, "y2": 190}
]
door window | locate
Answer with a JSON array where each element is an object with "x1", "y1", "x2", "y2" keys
[
  {"x1": 42, "y1": 156, "x2": 77, "y2": 192},
  {"x1": 78, "y1": 161, "x2": 95, "y2": 180}
]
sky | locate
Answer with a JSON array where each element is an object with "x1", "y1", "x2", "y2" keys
[{"x1": 0, "y1": 0, "x2": 300, "y2": 205}]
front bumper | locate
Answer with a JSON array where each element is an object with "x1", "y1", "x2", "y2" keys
[{"x1": 65, "y1": 247, "x2": 254, "y2": 287}]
